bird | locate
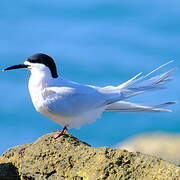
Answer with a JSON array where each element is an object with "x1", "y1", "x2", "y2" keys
[{"x1": 3, "y1": 53, "x2": 176, "y2": 138}]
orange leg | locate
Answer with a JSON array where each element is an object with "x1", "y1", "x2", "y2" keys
[{"x1": 53, "y1": 126, "x2": 68, "y2": 139}]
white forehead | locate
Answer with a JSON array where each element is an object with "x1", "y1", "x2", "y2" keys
[
  {"x1": 24, "y1": 61, "x2": 31, "y2": 65},
  {"x1": 24, "y1": 60, "x2": 48, "y2": 69}
]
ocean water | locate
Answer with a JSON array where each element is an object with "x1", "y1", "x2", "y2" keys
[{"x1": 0, "y1": 0, "x2": 180, "y2": 154}]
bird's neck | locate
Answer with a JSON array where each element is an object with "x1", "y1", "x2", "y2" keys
[{"x1": 28, "y1": 70, "x2": 53, "y2": 90}]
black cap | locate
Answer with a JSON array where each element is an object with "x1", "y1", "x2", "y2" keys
[{"x1": 27, "y1": 53, "x2": 58, "y2": 78}]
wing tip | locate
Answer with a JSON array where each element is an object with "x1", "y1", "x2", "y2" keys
[{"x1": 153, "y1": 108, "x2": 172, "y2": 112}]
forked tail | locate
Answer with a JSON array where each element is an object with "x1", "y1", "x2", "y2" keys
[
  {"x1": 101, "y1": 61, "x2": 177, "y2": 112},
  {"x1": 118, "y1": 62, "x2": 176, "y2": 99}
]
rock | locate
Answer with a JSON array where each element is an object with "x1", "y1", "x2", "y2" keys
[
  {"x1": 118, "y1": 132, "x2": 180, "y2": 165},
  {"x1": 0, "y1": 133, "x2": 180, "y2": 180}
]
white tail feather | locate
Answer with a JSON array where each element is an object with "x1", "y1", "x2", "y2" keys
[
  {"x1": 100, "y1": 61, "x2": 176, "y2": 108},
  {"x1": 135, "y1": 60, "x2": 174, "y2": 82},
  {"x1": 118, "y1": 68, "x2": 176, "y2": 100},
  {"x1": 117, "y1": 72, "x2": 142, "y2": 89}
]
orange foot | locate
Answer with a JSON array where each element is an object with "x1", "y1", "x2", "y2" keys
[{"x1": 53, "y1": 126, "x2": 68, "y2": 139}]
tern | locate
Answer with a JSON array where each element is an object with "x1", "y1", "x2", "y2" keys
[{"x1": 3, "y1": 53, "x2": 176, "y2": 138}]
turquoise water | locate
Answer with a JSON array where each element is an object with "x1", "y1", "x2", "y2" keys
[{"x1": 0, "y1": 0, "x2": 180, "y2": 153}]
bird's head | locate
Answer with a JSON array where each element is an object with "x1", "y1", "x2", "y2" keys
[{"x1": 3, "y1": 53, "x2": 58, "y2": 78}]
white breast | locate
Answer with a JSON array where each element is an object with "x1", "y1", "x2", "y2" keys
[
  {"x1": 28, "y1": 71, "x2": 49, "y2": 112},
  {"x1": 28, "y1": 83, "x2": 44, "y2": 112}
]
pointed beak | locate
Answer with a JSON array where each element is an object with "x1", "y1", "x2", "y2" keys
[{"x1": 3, "y1": 64, "x2": 29, "y2": 71}]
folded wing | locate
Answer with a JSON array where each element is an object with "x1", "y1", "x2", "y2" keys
[
  {"x1": 105, "y1": 101, "x2": 176, "y2": 113},
  {"x1": 42, "y1": 86, "x2": 107, "y2": 116}
]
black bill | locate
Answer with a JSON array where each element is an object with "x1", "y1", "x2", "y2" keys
[{"x1": 3, "y1": 64, "x2": 29, "y2": 71}]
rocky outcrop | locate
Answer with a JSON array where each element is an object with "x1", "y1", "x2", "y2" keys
[{"x1": 0, "y1": 133, "x2": 180, "y2": 180}]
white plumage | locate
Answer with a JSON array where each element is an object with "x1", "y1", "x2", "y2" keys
[
  {"x1": 4, "y1": 54, "x2": 176, "y2": 131},
  {"x1": 24, "y1": 59, "x2": 176, "y2": 129}
]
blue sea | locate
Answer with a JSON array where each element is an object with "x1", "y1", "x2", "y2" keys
[{"x1": 0, "y1": 0, "x2": 180, "y2": 154}]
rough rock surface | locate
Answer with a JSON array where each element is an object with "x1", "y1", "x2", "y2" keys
[{"x1": 0, "y1": 133, "x2": 180, "y2": 180}]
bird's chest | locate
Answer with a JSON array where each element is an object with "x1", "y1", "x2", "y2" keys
[
  {"x1": 28, "y1": 76, "x2": 48, "y2": 112},
  {"x1": 29, "y1": 88, "x2": 44, "y2": 112}
]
